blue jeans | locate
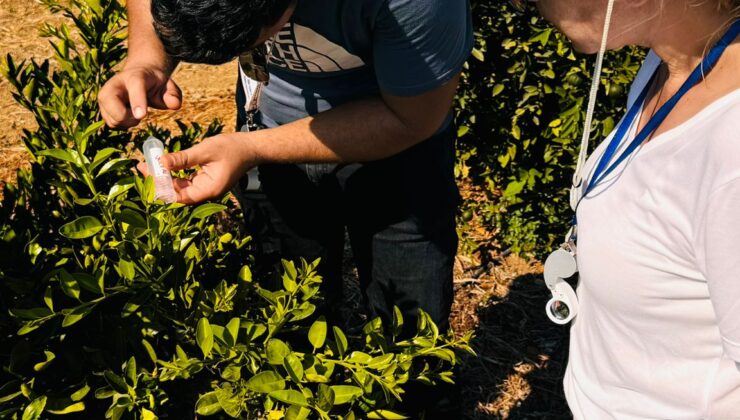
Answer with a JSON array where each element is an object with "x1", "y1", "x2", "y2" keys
[{"x1": 234, "y1": 117, "x2": 459, "y2": 336}]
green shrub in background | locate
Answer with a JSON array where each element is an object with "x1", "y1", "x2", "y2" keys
[
  {"x1": 0, "y1": 1, "x2": 472, "y2": 419},
  {"x1": 456, "y1": 2, "x2": 646, "y2": 256}
]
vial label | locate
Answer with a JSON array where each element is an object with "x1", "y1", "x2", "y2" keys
[{"x1": 149, "y1": 148, "x2": 168, "y2": 177}]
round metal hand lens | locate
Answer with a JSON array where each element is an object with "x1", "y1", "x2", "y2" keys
[{"x1": 544, "y1": 248, "x2": 579, "y2": 325}]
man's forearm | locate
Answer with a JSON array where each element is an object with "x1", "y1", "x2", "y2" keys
[
  {"x1": 239, "y1": 75, "x2": 460, "y2": 166},
  {"x1": 242, "y1": 99, "x2": 420, "y2": 165},
  {"x1": 125, "y1": 0, "x2": 177, "y2": 73}
]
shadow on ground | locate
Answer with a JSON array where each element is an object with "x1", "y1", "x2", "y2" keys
[{"x1": 456, "y1": 272, "x2": 572, "y2": 419}]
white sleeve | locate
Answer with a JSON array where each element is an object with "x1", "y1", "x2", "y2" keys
[{"x1": 699, "y1": 177, "x2": 740, "y2": 362}]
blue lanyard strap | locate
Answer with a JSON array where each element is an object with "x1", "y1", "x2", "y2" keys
[{"x1": 581, "y1": 20, "x2": 740, "y2": 201}]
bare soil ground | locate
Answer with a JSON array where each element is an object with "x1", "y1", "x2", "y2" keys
[
  {"x1": 0, "y1": 0, "x2": 237, "y2": 190},
  {"x1": 0, "y1": 2, "x2": 570, "y2": 418}
]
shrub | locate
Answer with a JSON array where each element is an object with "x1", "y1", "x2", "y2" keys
[
  {"x1": 456, "y1": 2, "x2": 646, "y2": 256},
  {"x1": 0, "y1": 1, "x2": 472, "y2": 419}
]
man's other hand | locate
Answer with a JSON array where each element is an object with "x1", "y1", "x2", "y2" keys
[
  {"x1": 98, "y1": 66, "x2": 182, "y2": 128},
  {"x1": 137, "y1": 134, "x2": 256, "y2": 205}
]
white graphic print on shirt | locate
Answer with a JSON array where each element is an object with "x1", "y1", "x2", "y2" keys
[{"x1": 266, "y1": 23, "x2": 365, "y2": 73}]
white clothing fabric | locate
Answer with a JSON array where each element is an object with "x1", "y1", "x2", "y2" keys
[{"x1": 564, "y1": 50, "x2": 740, "y2": 419}]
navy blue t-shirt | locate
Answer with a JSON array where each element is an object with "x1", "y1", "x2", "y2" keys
[{"x1": 246, "y1": 0, "x2": 473, "y2": 128}]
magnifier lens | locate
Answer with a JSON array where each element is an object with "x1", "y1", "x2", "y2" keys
[{"x1": 549, "y1": 300, "x2": 571, "y2": 321}]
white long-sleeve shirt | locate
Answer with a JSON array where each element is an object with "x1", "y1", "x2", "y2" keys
[{"x1": 565, "y1": 51, "x2": 740, "y2": 419}]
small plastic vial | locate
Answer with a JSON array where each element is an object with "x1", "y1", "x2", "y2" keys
[{"x1": 142, "y1": 137, "x2": 177, "y2": 203}]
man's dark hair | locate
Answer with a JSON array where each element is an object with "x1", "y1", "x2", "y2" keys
[{"x1": 151, "y1": 0, "x2": 294, "y2": 65}]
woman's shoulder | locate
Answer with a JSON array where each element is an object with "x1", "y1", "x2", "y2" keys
[{"x1": 690, "y1": 89, "x2": 740, "y2": 188}]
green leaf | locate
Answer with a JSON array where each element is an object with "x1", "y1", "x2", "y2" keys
[
  {"x1": 124, "y1": 357, "x2": 137, "y2": 387},
  {"x1": 492, "y1": 84, "x2": 505, "y2": 96},
  {"x1": 76, "y1": 272, "x2": 103, "y2": 295},
  {"x1": 37, "y1": 148, "x2": 76, "y2": 164},
  {"x1": 22, "y1": 395, "x2": 47, "y2": 420},
  {"x1": 33, "y1": 351, "x2": 55, "y2": 372},
  {"x1": 103, "y1": 371, "x2": 129, "y2": 394},
  {"x1": 108, "y1": 179, "x2": 134, "y2": 201},
  {"x1": 281, "y1": 260, "x2": 298, "y2": 281},
  {"x1": 283, "y1": 353, "x2": 304, "y2": 383},
  {"x1": 268, "y1": 389, "x2": 308, "y2": 407},
  {"x1": 242, "y1": 321, "x2": 267, "y2": 342},
  {"x1": 93, "y1": 387, "x2": 115, "y2": 399},
  {"x1": 330, "y1": 386, "x2": 363, "y2": 405},
  {"x1": 332, "y1": 327, "x2": 348, "y2": 358},
  {"x1": 60, "y1": 216, "x2": 103, "y2": 239},
  {"x1": 225, "y1": 318, "x2": 240, "y2": 346},
  {"x1": 90, "y1": 147, "x2": 119, "y2": 171},
  {"x1": 266, "y1": 339, "x2": 290, "y2": 366},
  {"x1": 195, "y1": 391, "x2": 222, "y2": 416},
  {"x1": 392, "y1": 306, "x2": 404, "y2": 336},
  {"x1": 190, "y1": 203, "x2": 226, "y2": 220},
  {"x1": 285, "y1": 405, "x2": 312, "y2": 420},
  {"x1": 9, "y1": 307, "x2": 53, "y2": 320},
  {"x1": 118, "y1": 260, "x2": 135, "y2": 281},
  {"x1": 308, "y1": 316, "x2": 327, "y2": 349},
  {"x1": 141, "y1": 339, "x2": 158, "y2": 364},
  {"x1": 0, "y1": 381, "x2": 21, "y2": 404},
  {"x1": 245, "y1": 371, "x2": 286, "y2": 394},
  {"x1": 215, "y1": 385, "x2": 242, "y2": 417},
  {"x1": 115, "y1": 209, "x2": 147, "y2": 229},
  {"x1": 62, "y1": 301, "x2": 96, "y2": 327},
  {"x1": 347, "y1": 352, "x2": 372, "y2": 364},
  {"x1": 142, "y1": 175, "x2": 155, "y2": 203},
  {"x1": 316, "y1": 384, "x2": 335, "y2": 412},
  {"x1": 220, "y1": 364, "x2": 242, "y2": 382},
  {"x1": 43, "y1": 286, "x2": 54, "y2": 311},
  {"x1": 471, "y1": 48, "x2": 485, "y2": 62},
  {"x1": 140, "y1": 408, "x2": 158, "y2": 420},
  {"x1": 367, "y1": 354, "x2": 395, "y2": 369},
  {"x1": 70, "y1": 384, "x2": 90, "y2": 401},
  {"x1": 238, "y1": 265, "x2": 252, "y2": 282},
  {"x1": 96, "y1": 158, "x2": 131, "y2": 177},
  {"x1": 46, "y1": 401, "x2": 85, "y2": 415},
  {"x1": 74, "y1": 196, "x2": 98, "y2": 206},
  {"x1": 196, "y1": 318, "x2": 214, "y2": 357},
  {"x1": 366, "y1": 410, "x2": 409, "y2": 419},
  {"x1": 58, "y1": 270, "x2": 80, "y2": 300},
  {"x1": 17, "y1": 318, "x2": 54, "y2": 335}
]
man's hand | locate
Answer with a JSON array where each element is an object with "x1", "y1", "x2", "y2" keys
[
  {"x1": 137, "y1": 134, "x2": 257, "y2": 205},
  {"x1": 98, "y1": 66, "x2": 182, "y2": 128}
]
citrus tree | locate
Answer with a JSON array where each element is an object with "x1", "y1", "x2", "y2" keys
[
  {"x1": 0, "y1": 1, "x2": 472, "y2": 418},
  {"x1": 456, "y1": 2, "x2": 645, "y2": 255}
]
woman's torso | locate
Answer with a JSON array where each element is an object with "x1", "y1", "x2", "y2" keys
[{"x1": 565, "y1": 51, "x2": 740, "y2": 419}]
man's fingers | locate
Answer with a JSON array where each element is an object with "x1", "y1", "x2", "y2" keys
[
  {"x1": 161, "y1": 146, "x2": 206, "y2": 172},
  {"x1": 126, "y1": 76, "x2": 149, "y2": 120},
  {"x1": 146, "y1": 78, "x2": 182, "y2": 110},
  {"x1": 98, "y1": 79, "x2": 139, "y2": 128},
  {"x1": 136, "y1": 160, "x2": 150, "y2": 177},
  {"x1": 163, "y1": 79, "x2": 183, "y2": 110},
  {"x1": 173, "y1": 176, "x2": 213, "y2": 205}
]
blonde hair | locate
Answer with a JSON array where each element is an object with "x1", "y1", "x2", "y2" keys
[{"x1": 719, "y1": 0, "x2": 740, "y2": 19}]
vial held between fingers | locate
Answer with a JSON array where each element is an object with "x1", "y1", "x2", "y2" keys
[{"x1": 142, "y1": 136, "x2": 178, "y2": 204}]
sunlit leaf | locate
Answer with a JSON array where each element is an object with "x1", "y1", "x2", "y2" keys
[
  {"x1": 59, "y1": 216, "x2": 103, "y2": 239},
  {"x1": 196, "y1": 318, "x2": 214, "y2": 357}
]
